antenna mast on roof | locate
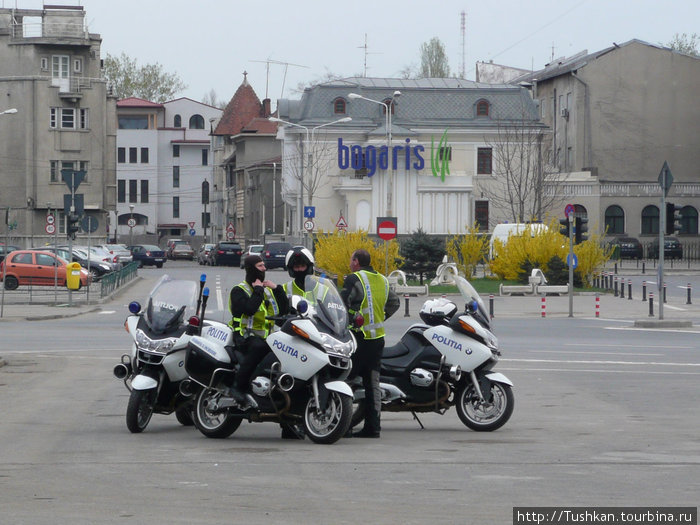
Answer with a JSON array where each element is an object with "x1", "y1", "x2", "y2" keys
[
  {"x1": 357, "y1": 34, "x2": 381, "y2": 77},
  {"x1": 460, "y1": 10, "x2": 466, "y2": 79},
  {"x1": 251, "y1": 58, "x2": 309, "y2": 100}
]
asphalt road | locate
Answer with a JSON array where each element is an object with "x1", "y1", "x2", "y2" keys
[{"x1": 0, "y1": 262, "x2": 698, "y2": 524}]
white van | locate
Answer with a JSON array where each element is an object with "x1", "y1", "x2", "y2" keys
[{"x1": 489, "y1": 223, "x2": 549, "y2": 259}]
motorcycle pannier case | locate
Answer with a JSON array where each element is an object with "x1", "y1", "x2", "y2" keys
[{"x1": 185, "y1": 336, "x2": 234, "y2": 385}]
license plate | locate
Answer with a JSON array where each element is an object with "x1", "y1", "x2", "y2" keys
[
  {"x1": 276, "y1": 254, "x2": 285, "y2": 258},
  {"x1": 154, "y1": 258, "x2": 164, "y2": 262},
  {"x1": 225, "y1": 251, "x2": 233, "y2": 254}
]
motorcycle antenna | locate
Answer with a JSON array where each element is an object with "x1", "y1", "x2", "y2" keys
[
  {"x1": 199, "y1": 288, "x2": 209, "y2": 335},
  {"x1": 196, "y1": 274, "x2": 206, "y2": 317}
]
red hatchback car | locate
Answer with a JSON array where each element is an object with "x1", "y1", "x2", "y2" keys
[{"x1": 0, "y1": 250, "x2": 90, "y2": 290}]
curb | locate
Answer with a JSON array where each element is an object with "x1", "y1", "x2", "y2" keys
[
  {"x1": 24, "y1": 306, "x2": 103, "y2": 321},
  {"x1": 633, "y1": 319, "x2": 694, "y2": 329}
]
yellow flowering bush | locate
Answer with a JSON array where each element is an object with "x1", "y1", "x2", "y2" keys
[{"x1": 446, "y1": 223, "x2": 490, "y2": 277}]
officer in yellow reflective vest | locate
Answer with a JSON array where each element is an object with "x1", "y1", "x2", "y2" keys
[
  {"x1": 228, "y1": 255, "x2": 288, "y2": 404},
  {"x1": 283, "y1": 247, "x2": 316, "y2": 303},
  {"x1": 341, "y1": 249, "x2": 399, "y2": 438}
]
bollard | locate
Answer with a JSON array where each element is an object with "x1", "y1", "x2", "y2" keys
[
  {"x1": 614, "y1": 262, "x2": 618, "y2": 274},
  {"x1": 663, "y1": 283, "x2": 667, "y2": 304},
  {"x1": 595, "y1": 293, "x2": 600, "y2": 318},
  {"x1": 642, "y1": 261, "x2": 645, "y2": 274},
  {"x1": 628, "y1": 279, "x2": 632, "y2": 300},
  {"x1": 620, "y1": 278, "x2": 625, "y2": 299},
  {"x1": 642, "y1": 281, "x2": 647, "y2": 302},
  {"x1": 614, "y1": 277, "x2": 619, "y2": 297},
  {"x1": 489, "y1": 294, "x2": 494, "y2": 320},
  {"x1": 404, "y1": 294, "x2": 410, "y2": 317},
  {"x1": 541, "y1": 296, "x2": 546, "y2": 318},
  {"x1": 649, "y1": 292, "x2": 654, "y2": 317},
  {"x1": 687, "y1": 283, "x2": 692, "y2": 305}
]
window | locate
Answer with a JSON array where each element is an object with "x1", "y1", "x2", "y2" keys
[
  {"x1": 129, "y1": 148, "x2": 137, "y2": 163},
  {"x1": 604, "y1": 205, "x2": 625, "y2": 235},
  {"x1": 173, "y1": 196, "x2": 180, "y2": 218},
  {"x1": 438, "y1": 146, "x2": 452, "y2": 161},
  {"x1": 476, "y1": 99, "x2": 490, "y2": 116},
  {"x1": 80, "y1": 108, "x2": 88, "y2": 129},
  {"x1": 174, "y1": 114, "x2": 182, "y2": 127},
  {"x1": 567, "y1": 147, "x2": 573, "y2": 170},
  {"x1": 52, "y1": 161, "x2": 88, "y2": 183},
  {"x1": 173, "y1": 145, "x2": 180, "y2": 158},
  {"x1": 333, "y1": 98, "x2": 346, "y2": 114},
  {"x1": 477, "y1": 147, "x2": 492, "y2": 174},
  {"x1": 73, "y1": 58, "x2": 82, "y2": 73},
  {"x1": 641, "y1": 205, "x2": 659, "y2": 235},
  {"x1": 475, "y1": 200, "x2": 489, "y2": 231},
  {"x1": 61, "y1": 108, "x2": 74, "y2": 128},
  {"x1": 50, "y1": 108, "x2": 87, "y2": 129},
  {"x1": 118, "y1": 116, "x2": 149, "y2": 130},
  {"x1": 50, "y1": 108, "x2": 57, "y2": 128},
  {"x1": 202, "y1": 149, "x2": 208, "y2": 166},
  {"x1": 117, "y1": 147, "x2": 126, "y2": 163},
  {"x1": 129, "y1": 180, "x2": 138, "y2": 203},
  {"x1": 141, "y1": 180, "x2": 149, "y2": 203},
  {"x1": 141, "y1": 148, "x2": 149, "y2": 163},
  {"x1": 52, "y1": 55, "x2": 69, "y2": 79},
  {"x1": 381, "y1": 99, "x2": 396, "y2": 115},
  {"x1": 173, "y1": 166, "x2": 180, "y2": 188},
  {"x1": 36, "y1": 253, "x2": 55, "y2": 266},
  {"x1": 41, "y1": 56, "x2": 49, "y2": 71},
  {"x1": 50, "y1": 161, "x2": 59, "y2": 182},
  {"x1": 680, "y1": 206, "x2": 698, "y2": 235},
  {"x1": 189, "y1": 114, "x2": 205, "y2": 129},
  {"x1": 117, "y1": 179, "x2": 126, "y2": 203}
]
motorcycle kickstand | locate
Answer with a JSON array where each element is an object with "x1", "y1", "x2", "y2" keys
[{"x1": 411, "y1": 410, "x2": 425, "y2": 430}]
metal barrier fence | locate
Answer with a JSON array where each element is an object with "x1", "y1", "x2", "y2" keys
[{"x1": 100, "y1": 262, "x2": 139, "y2": 298}]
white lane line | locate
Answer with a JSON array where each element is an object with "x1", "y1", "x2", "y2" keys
[
  {"x1": 532, "y1": 350, "x2": 664, "y2": 356},
  {"x1": 99, "y1": 310, "x2": 116, "y2": 314},
  {"x1": 605, "y1": 326, "x2": 700, "y2": 334},
  {"x1": 564, "y1": 343, "x2": 691, "y2": 349},
  {"x1": 500, "y1": 367, "x2": 700, "y2": 376},
  {"x1": 503, "y1": 358, "x2": 700, "y2": 367},
  {"x1": 663, "y1": 304, "x2": 686, "y2": 311}
]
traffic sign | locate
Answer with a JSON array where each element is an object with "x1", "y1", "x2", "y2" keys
[
  {"x1": 45, "y1": 223, "x2": 55, "y2": 234},
  {"x1": 304, "y1": 219, "x2": 315, "y2": 232},
  {"x1": 657, "y1": 161, "x2": 673, "y2": 197},
  {"x1": 188, "y1": 221, "x2": 195, "y2": 229},
  {"x1": 564, "y1": 203, "x2": 575, "y2": 217},
  {"x1": 81, "y1": 215, "x2": 98, "y2": 233},
  {"x1": 567, "y1": 253, "x2": 578, "y2": 269},
  {"x1": 226, "y1": 222, "x2": 235, "y2": 233},
  {"x1": 226, "y1": 230, "x2": 235, "y2": 240},
  {"x1": 377, "y1": 216, "x2": 397, "y2": 240},
  {"x1": 61, "y1": 169, "x2": 86, "y2": 192},
  {"x1": 127, "y1": 218, "x2": 136, "y2": 228},
  {"x1": 304, "y1": 206, "x2": 316, "y2": 218},
  {"x1": 63, "y1": 193, "x2": 84, "y2": 216},
  {"x1": 46, "y1": 213, "x2": 55, "y2": 225},
  {"x1": 189, "y1": 229, "x2": 196, "y2": 236},
  {"x1": 336, "y1": 215, "x2": 348, "y2": 229}
]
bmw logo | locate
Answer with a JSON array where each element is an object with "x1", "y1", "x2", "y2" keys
[{"x1": 300, "y1": 355, "x2": 308, "y2": 362}]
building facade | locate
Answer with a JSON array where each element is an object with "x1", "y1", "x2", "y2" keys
[
  {"x1": 0, "y1": 5, "x2": 116, "y2": 246},
  {"x1": 115, "y1": 97, "x2": 222, "y2": 246},
  {"x1": 274, "y1": 77, "x2": 545, "y2": 240}
]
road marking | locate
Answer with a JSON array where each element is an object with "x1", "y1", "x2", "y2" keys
[
  {"x1": 663, "y1": 304, "x2": 686, "y2": 311},
  {"x1": 604, "y1": 326, "x2": 700, "y2": 334},
  {"x1": 99, "y1": 310, "x2": 116, "y2": 314},
  {"x1": 565, "y1": 343, "x2": 687, "y2": 349},
  {"x1": 533, "y1": 350, "x2": 664, "y2": 356},
  {"x1": 503, "y1": 358, "x2": 700, "y2": 367},
  {"x1": 500, "y1": 367, "x2": 700, "y2": 375}
]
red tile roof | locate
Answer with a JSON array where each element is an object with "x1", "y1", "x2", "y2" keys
[
  {"x1": 213, "y1": 75, "x2": 272, "y2": 136},
  {"x1": 117, "y1": 97, "x2": 164, "y2": 108}
]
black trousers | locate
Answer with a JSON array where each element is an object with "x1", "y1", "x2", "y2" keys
[
  {"x1": 235, "y1": 335, "x2": 269, "y2": 390},
  {"x1": 352, "y1": 333, "x2": 384, "y2": 433}
]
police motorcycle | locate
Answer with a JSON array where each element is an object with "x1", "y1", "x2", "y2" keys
[
  {"x1": 182, "y1": 275, "x2": 357, "y2": 444},
  {"x1": 113, "y1": 274, "x2": 223, "y2": 433},
  {"x1": 351, "y1": 275, "x2": 514, "y2": 432}
]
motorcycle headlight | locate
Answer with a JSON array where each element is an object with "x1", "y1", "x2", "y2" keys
[
  {"x1": 320, "y1": 333, "x2": 355, "y2": 358},
  {"x1": 135, "y1": 329, "x2": 177, "y2": 354}
]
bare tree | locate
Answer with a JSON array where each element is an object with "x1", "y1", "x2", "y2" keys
[
  {"x1": 280, "y1": 131, "x2": 337, "y2": 209},
  {"x1": 201, "y1": 89, "x2": 227, "y2": 109},
  {"x1": 103, "y1": 52, "x2": 186, "y2": 102},
  {"x1": 666, "y1": 32, "x2": 699, "y2": 56},
  {"x1": 481, "y1": 112, "x2": 562, "y2": 223}
]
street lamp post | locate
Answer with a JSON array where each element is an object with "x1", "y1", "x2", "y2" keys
[
  {"x1": 347, "y1": 91, "x2": 401, "y2": 216},
  {"x1": 0, "y1": 108, "x2": 18, "y2": 115},
  {"x1": 129, "y1": 204, "x2": 135, "y2": 248},
  {"x1": 268, "y1": 116, "x2": 352, "y2": 242}
]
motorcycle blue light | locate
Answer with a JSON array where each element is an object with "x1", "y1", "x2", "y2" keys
[
  {"x1": 203, "y1": 287, "x2": 209, "y2": 297},
  {"x1": 200, "y1": 274, "x2": 206, "y2": 283},
  {"x1": 297, "y1": 299, "x2": 308, "y2": 314},
  {"x1": 128, "y1": 301, "x2": 141, "y2": 314}
]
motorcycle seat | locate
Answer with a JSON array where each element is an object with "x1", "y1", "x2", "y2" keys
[{"x1": 382, "y1": 342, "x2": 409, "y2": 359}]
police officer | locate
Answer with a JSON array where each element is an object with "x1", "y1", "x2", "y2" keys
[
  {"x1": 283, "y1": 247, "x2": 315, "y2": 301},
  {"x1": 341, "y1": 249, "x2": 399, "y2": 438},
  {"x1": 228, "y1": 254, "x2": 288, "y2": 405}
]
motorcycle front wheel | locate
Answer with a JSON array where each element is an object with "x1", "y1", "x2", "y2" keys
[
  {"x1": 456, "y1": 381, "x2": 514, "y2": 431},
  {"x1": 193, "y1": 388, "x2": 242, "y2": 439},
  {"x1": 304, "y1": 391, "x2": 352, "y2": 444},
  {"x1": 126, "y1": 389, "x2": 156, "y2": 433}
]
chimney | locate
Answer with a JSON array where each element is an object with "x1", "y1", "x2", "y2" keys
[{"x1": 262, "y1": 98, "x2": 271, "y2": 117}]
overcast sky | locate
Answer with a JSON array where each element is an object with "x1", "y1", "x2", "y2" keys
[{"x1": 11, "y1": 0, "x2": 698, "y2": 105}]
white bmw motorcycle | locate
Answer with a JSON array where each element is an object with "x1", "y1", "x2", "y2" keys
[{"x1": 182, "y1": 275, "x2": 357, "y2": 444}]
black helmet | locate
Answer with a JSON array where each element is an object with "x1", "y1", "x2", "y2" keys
[{"x1": 285, "y1": 247, "x2": 315, "y2": 278}]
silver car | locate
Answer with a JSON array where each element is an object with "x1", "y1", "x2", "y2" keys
[{"x1": 98, "y1": 244, "x2": 133, "y2": 266}]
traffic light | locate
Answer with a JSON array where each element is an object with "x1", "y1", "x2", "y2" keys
[
  {"x1": 559, "y1": 217, "x2": 570, "y2": 238},
  {"x1": 67, "y1": 213, "x2": 80, "y2": 240},
  {"x1": 574, "y1": 217, "x2": 588, "y2": 244},
  {"x1": 666, "y1": 202, "x2": 682, "y2": 234}
]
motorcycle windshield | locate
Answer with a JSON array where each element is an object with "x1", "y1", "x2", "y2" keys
[
  {"x1": 304, "y1": 275, "x2": 350, "y2": 337},
  {"x1": 454, "y1": 275, "x2": 490, "y2": 326},
  {"x1": 144, "y1": 274, "x2": 199, "y2": 334}
]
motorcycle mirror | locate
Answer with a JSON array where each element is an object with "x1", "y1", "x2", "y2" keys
[
  {"x1": 200, "y1": 273, "x2": 206, "y2": 283},
  {"x1": 296, "y1": 299, "x2": 308, "y2": 315},
  {"x1": 467, "y1": 300, "x2": 478, "y2": 313},
  {"x1": 128, "y1": 301, "x2": 141, "y2": 314},
  {"x1": 353, "y1": 313, "x2": 364, "y2": 328}
]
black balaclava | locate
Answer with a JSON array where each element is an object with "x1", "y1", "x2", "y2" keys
[{"x1": 244, "y1": 255, "x2": 265, "y2": 285}]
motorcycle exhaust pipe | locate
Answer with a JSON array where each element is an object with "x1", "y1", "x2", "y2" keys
[
  {"x1": 277, "y1": 373, "x2": 295, "y2": 392},
  {"x1": 113, "y1": 363, "x2": 131, "y2": 380},
  {"x1": 179, "y1": 379, "x2": 194, "y2": 398}
]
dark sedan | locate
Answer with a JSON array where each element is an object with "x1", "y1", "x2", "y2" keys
[
  {"x1": 607, "y1": 237, "x2": 643, "y2": 259},
  {"x1": 648, "y1": 237, "x2": 683, "y2": 260},
  {"x1": 209, "y1": 242, "x2": 242, "y2": 266},
  {"x1": 262, "y1": 242, "x2": 292, "y2": 269},
  {"x1": 128, "y1": 244, "x2": 166, "y2": 268}
]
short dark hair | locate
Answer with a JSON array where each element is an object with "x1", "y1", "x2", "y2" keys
[{"x1": 352, "y1": 249, "x2": 371, "y2": 267}]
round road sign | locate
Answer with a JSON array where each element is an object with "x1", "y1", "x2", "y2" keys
[
  {"x1": 45, "y1": 223, "x2": 55, "y2": 234},
  {"x1": 46, "y1": 213, "x2": 55, "y2": 225},
  {"x1": 304, "y1": 219, "x2": 314, "y2": 232},
  {"x1": 127, "y1": 218, "x2": 136, "y2": 228},
  {"x1": 565, "y1": 203, "x2": 575, "y2": 217},
  {"x1": 226, "y1": 230, "x2": 235, "y2": 240},
  {"x1": 377, "y1": 220, "x2": 397, "y2": 240}
]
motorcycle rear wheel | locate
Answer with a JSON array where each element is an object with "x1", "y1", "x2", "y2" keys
[
  {"x1": 193, "y1": 388, "x2": 242, "y2": 438},
  {"x1": 456, "y1": 381, "x2": 514, "y2": 431},
  {"x1": 304, "y1": 391, "x2": 352, "y2": 444},
  {"x1": 126, "y1": 389, "x2": 156, "y2": 433}
]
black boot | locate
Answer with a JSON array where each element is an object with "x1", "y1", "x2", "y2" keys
[
  {"x1": 280, "y1": 423, "x2": 305, "y2": 440},
  {"x1": 351, "y1": 428, "x2": 380, "y2": 438},
  {"x1": 226, "y1": 379, "x2": 247, "y2": 405}
]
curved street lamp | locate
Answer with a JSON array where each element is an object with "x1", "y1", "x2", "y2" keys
[{"x1": 0, "y1": 108, "x2": 18, "y2": 115}]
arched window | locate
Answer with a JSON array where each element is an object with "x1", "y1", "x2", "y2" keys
[
  {"x1": 381, "y1": 99, "x2": 396, "y2": 115},
  {"x1": 680, "y1": 205, "x2": 698, "y2": 234},
  {"x1": 641, "y1": 205, "x2": 659, "y2": 234},
  {"x1": 189, "y1": 114, "x2": 205, "y2": 129},
  {"x1": 605, "y1": 205, "x2": 625, "y2": 234},
  {"x1": 333, "y1": 98, "x2": 346, "y2": 114},
  {"x1": 476, "y1": 99, "x2": 490, "y2": 117},
  {"x1": 174, "y1": 114, "x2": 182, "y2": 127}
]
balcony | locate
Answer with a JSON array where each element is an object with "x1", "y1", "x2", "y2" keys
[{"x1": 11, "y1": 20, "x2": 91, "y2": 46}]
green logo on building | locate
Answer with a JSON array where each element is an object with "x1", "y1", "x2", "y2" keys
[{"x1": 430, "y1": 130, "x2": 451, "y2": 181}]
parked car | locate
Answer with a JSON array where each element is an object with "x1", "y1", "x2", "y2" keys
[
  {"x1": 170, "y1": 243, "x2": 195, "y2": 260},
  {"x1": 607, "y1": 236, "x2": 643, "y2": 260},
  {"x1": 29, "y1": 246, "x2": 112, "y2": 281},
  {"x1": 166, "y1": 239, "x2": 188, "y2": 259},
  {"x1": 97, "y1": 244, "x2": 133, "y2": 266},
  {"x1": 648, "y1": 237, "x2": 683, "y2": 260},
  {"x1": 74, "y1": 245, "x2": 120, "y2": 272},
  {"x1": 1, "y1": 250, "x2": 89, "y2": 290},
  {"x1": 0, "y1": 243, "x2": 20, "y2": 263},
  {"x1": 239, "y1": 244, "x2": 264, "y2": 268},
  {"x1": 209, "y1": 241, "x2": 243, "y2": 266},
  {"x1": 261, "y1": 241, "x2": 292, "y2": 269},
  {"x1": 128, "y1": 244, "x2": 166, "y2": 268},
  {"x1": 197, "y1": 243, "x2": 215, "y2": 265}
]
